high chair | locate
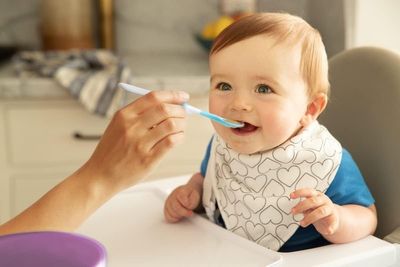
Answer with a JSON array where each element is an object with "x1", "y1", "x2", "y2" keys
[
  {"x1": 76, "y1": 47, "x2": 400, "y2": 266},
  {"x1": 320, "y1": 46, "x2": 400, "y2": 240},
  {"x1": 319, "y1": 46, "x2": 400, "y2": 266}
]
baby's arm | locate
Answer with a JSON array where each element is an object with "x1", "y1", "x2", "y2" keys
[
  {"x1": 291, "y1": 188, "x2": 377, "y2": 243},
  {"x1": 164, "y1": 172, "x2": 204, "y2": 223}
]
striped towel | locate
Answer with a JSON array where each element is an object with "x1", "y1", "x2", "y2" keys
[{"x1": 13, "y1": 50, "x2": 131, "y2": 117}]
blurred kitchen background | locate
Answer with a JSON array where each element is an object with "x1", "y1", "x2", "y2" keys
[
  {"x1": 1, "y1": 0, "x2": 399, "y2": 75},
  {"x1": 0, "y1": 0, "x2": 399, "y2": 222}
]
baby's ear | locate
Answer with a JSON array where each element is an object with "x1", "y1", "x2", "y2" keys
[{"x1": 300, "y1": 93, "x2": 327, "y2": 127}]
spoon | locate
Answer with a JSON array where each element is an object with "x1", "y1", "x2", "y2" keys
[{"x1": 118, "y1": 83, "x2": 244, "y2": 128}]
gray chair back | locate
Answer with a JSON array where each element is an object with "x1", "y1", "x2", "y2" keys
[{"x1": 319, "y1": 47, "x2": 400, "y2": 238}]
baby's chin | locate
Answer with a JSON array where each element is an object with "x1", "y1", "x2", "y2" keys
[
  {"x1": 225, "y1": 141, "x2": 263, "y2": 155},
  {"x1": 212, "y1": 130, "x2": 256, "y2": 155},
  {"x1": 234, "y1": 147, "x2": 259, "y2": 155}
]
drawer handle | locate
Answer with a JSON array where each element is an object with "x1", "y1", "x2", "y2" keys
[{"x1": 73, "y1": 132, "x2": 102, "y2": 140}]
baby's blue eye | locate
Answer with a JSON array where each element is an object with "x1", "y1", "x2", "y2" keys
[
  {"x1": 217, "y1": 82, "x2": 232, "y2": 91},
  {"x1": 256, "y1": 84, "x2": 272, "y2": 94}
]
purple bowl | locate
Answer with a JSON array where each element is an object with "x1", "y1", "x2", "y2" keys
[{"x1": 0, "y1": 231, "x2": 106, "y2": 267}]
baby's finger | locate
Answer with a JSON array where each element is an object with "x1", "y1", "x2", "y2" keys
[
  {"x1": 176, "y1": 187, "x2": 198, "y2": 209},
  {"x1": 300, "y1": 205, "x2": 333, "y2": 227},
  {"x1": 171, "y1": 197, "x2": 193, "y2": 218},
  {"x1": 164, "y1": 204, "x2": 182, "y2": 223},
  {"x1": 176, "y1": 189, "x2": 191, "y2": 208},
  {"x1": 292, "y1": 194, "x2": 326, "y2": 214},
  {"x1": 186, "y1": 190, "x2": 201, "y2": 210},
  {"x1": 290, "y1": 188, "x2": 320, "y2": 199}
]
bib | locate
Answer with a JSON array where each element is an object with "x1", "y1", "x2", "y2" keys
[{"x1": 202, "y1": 121, "x2": 342, "y2": 251}]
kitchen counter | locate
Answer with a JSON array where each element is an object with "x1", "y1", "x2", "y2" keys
[
  {"x1": 0, "y1": 51, "x2": 211, "y2": 100},
  {"x1": 123, "y1": 51, "x2": 210, "y2": 77},
  {"x1": 0, "y1": 63, "x2": 214, "y2": 221},
  {"x1": 0, "y1": 74, "x2": 210, "y2": 101}
]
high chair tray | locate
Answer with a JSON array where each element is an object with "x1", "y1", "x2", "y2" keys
[{"x1": 78, "y1": 187, "x2": 282, "y2": 267}]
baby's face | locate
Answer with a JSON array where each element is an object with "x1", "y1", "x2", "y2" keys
[{"x1": 209, "y1": 35, "x2": 310, "y2": 154}]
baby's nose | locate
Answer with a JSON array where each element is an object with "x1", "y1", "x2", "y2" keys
[{"x1": 230, "y1": 92, "x2": 253, "y2": 112}]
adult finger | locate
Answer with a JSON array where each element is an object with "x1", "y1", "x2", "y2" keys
[
  {"x1": 114, "y1": 102, "x2": 186, "y2": 143},
  {"x1": 133, "y1": 117, "x2": 186, "y2": 158},
  {"x1": 137, "y1": 102, "x2": 187, "y2": 130},
  {"x1": 123, "y1": 104, "x2": 186, "y2": 154},
  {"x1": 126, "y1": 90, "x2": 189, "y2": 115},
  {"x1": 149, "y1": 131, "x2": 185, "y2": 164}
]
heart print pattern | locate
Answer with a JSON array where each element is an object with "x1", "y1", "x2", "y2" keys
[{"x1": 203, "y1": 121, "x2": 342, "y2": 251}]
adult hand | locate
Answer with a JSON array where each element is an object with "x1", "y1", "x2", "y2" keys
[
  {"x1": 0, "y1": 90, "x2": 189, "y2": 235},
  {"x1": 83, "y1": 90, "x2": 190, "y2": 193}
]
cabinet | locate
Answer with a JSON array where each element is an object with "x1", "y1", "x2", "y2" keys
[
  {"x1": 0, "y1": 99, "x2": 108, "y2": 222},
  {"x1": 0, "y1": 77, "x2": 213, "y2": 223}
]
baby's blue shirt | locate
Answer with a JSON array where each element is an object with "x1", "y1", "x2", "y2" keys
[{"x1": 200, "y1": 139, "x2": 375, "y2": 252}]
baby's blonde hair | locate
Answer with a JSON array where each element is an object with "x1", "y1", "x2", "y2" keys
[{"x1": 210, "y1": 13, "x2": 329, "y2": 99}]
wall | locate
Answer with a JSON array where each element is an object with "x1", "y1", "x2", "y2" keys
[
  {"x1": 347, "y1": 0, "x2": 400, "y2": 53},
  {"x1": 0, "y1": 0, "x2": 348, "y2": 75},
  {"x1": 258, "y1": 0, "x2": 346, "y2": 58},
  {"x1": 0, "y1": 0, "x2": 40, "y2": 49},
  {"x1": 114, "y1": 0, "x2": 219, "y2": 75},
  {"x1": 114, "y1": 0, "x2": 346, "y2": 59},
  {"x1": 115, "y1": 0, "x2": 219, "y2": 55},
  {"x1": 114, "y1": 0, "x2": 348, "y2": 74}
]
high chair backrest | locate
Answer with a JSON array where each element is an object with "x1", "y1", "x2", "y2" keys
[{"x1": 319, "y1": 46, "x2": 400, "y2": 238}]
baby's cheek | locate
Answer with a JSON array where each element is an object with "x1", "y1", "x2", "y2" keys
[
  {"x1": 261, "y1": 114, "x2": 301, "y2": 143},
  {"x1": 209, "y1": 103, "x2": 225, "y2": 117},
  {"x1": 211, "y1": 122, "x2": 224, "y2": 135}
]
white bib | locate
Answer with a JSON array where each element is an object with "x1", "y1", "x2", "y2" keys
[{"x1": 202, "y1": 121, "x2": 342, "y2": 251}]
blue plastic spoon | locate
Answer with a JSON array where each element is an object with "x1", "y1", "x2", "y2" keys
[{"x1": 118, "y1": 83, "x2": 244, "y2": 128}]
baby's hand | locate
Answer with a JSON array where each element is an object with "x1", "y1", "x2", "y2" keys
[
  {"x1": 164, "y1": 183, "x2": 202, "y2": 223},
  {"x1": 291, "y1": 188, "x2": 340, "y2": 236}
]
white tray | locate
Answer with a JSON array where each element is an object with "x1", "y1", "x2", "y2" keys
[{"x1": 78, "y1": 187, "x2": 282, "y2": 267}]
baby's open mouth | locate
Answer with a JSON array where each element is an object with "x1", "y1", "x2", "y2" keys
[{"x1": 232, "y1": 122, "x2": 258, "y2": 134}]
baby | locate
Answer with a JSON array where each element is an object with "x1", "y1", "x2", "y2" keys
[{"x1": 164, "y1": 13, "x2": 377, "y2": 252}]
